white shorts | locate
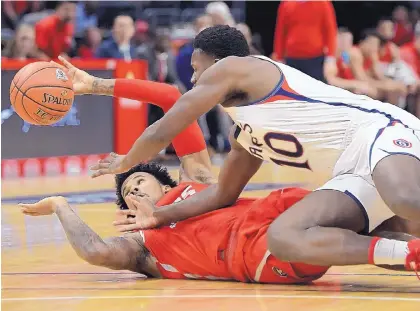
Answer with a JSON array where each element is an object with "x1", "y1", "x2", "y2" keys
[{"x1": 317, "y1": 122, "x2": 420, "y2": 233}]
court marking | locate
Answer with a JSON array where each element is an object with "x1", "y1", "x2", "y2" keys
[{"x1": 3, "y1": 294, "x2": 420, "y2": 302}]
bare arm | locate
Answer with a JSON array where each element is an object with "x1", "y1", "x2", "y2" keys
[
  {"x1": 324, "y1": 60, "x2": 360, "y2": 90},
  {"x1": 178, "y1": 150, "x2": 215, "y2": 184},
  {"x1": 120, "y1": 58, "x2": 241, "y2": 171},
  {"x1": 153, "y1": 127, "x2": 263, "y2": 224},
  {"x1": 349, "y1": 48, "x2": 372, "y2": 82},
  {"x1": 53, "y1": 199, "x2": 146, "y2": 272}
]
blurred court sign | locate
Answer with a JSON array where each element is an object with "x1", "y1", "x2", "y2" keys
[{"x1": 1, "y1": 59, "x2": 148, "y2": 162}]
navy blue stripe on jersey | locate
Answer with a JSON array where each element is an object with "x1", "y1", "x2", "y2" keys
[
  {"x1": 274, "y1": 88, "x2": 405, "y2": 125},
  {"x1": 247, "y1": 73, "x2": 285, "y2": 106}
]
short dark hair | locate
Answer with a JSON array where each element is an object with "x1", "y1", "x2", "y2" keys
[
  {"x1": 193, "y1": 25, "x2": 250, "y2": 59},
  {"x1": 115, "y1": 162, "x2": 177, "y2": 210}
]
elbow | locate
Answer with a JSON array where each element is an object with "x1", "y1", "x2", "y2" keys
[{"x1": 78, "y1": 247, "x2": 112, "y2": 267}]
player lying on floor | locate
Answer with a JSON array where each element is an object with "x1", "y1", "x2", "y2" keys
[
  {"x1": 20, "y1": 100, "x2": 419, "y2": 282},
  {"x1": 19, "y1": 153, "x2": 420, "y2": 283}
]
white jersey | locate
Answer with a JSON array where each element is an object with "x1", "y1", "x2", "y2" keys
[{"x1": 222, "y1": 55, "x2": 420, "y2": 177}]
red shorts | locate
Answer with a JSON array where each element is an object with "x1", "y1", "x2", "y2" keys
[{"x1": 227, "y1": 188, "x2": 330, "y2": 284}]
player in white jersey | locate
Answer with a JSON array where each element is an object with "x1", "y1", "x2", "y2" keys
[{"x1": 83, "y1": 25, "x2": 420, "y2": 272}]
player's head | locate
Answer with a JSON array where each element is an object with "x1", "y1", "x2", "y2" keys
[
  {"x1": 56, "y1": 1, "x2": 77, "y2": 23},
  {"x1": 115, "y1": 162, "x2": 178, "y2": 210},
  {"x1": 359, "y1": 29, "x2": 382, "y2": 55},
  {"x1": 377, "y1": 18, "x2": 394, "y2": 41},
  {"x1": 191, "y1": 25, "x2": 250, "y2": 86}
]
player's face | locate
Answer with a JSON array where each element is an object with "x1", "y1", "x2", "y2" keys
[
  {"x1": 190, "y1": 49, "x2": 217, "y2": 87},
  {"x1": 378, "y1": 21, "x2": 394, "y2": 41},
  {"x1": 121, "y1": 172, "x2": 171, "y2": 205}
]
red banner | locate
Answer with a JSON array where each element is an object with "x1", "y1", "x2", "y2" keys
[{"x1": 113, "y1": 61, "x2": 148, "y2": 154}]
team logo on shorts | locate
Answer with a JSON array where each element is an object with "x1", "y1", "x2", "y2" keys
[
  {"x1": 393, "y1": 139, "x2": 412, "y2": 148},
  {"x1": 272, "y1": 266, "x2": 288, "y2": 278},
  {"x1": 56, "y1": 69, "x2": 68, "y2": 81}
]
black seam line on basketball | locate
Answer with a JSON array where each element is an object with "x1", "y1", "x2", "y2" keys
[
  {"x1": 22, "y1": 86, "x2": 73, "y2": 113},
  {"x1": 17, "y1": 66, "x2": 62, "y2": 89},
  {"x1": 10, "y1": 67, "x2": 27, "y2": 95},
  {"x1": 11, "y1": 80, "x2": 20, "y2": 109},
  {"x1": 14, "y1": 83, "x2": 38, "y2": 123}
]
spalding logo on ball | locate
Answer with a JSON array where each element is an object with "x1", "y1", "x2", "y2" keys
[{"x1": 9, "y1": 62, "x2": 75, "y2": 126}]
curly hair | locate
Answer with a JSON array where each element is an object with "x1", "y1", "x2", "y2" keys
[
  {"x1": 115, "y1": 162, "x2": 178, "y2": 210},
  {"x1": 193, "y1": 25, "x2": 250, "y2": 59}
]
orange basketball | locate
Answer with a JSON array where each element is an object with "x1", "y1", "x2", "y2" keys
[{"x1": 9, "y1": 61, "x2": 74, "y2": 125}]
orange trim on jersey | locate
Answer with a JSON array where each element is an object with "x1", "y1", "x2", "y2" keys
[{"x1": 263, "y1": 76, "x2": 301, "y2": 103}]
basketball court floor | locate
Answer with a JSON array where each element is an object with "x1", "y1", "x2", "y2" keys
[{"x1": 2, "y1": 163, "x2": 419, "y2": 311}]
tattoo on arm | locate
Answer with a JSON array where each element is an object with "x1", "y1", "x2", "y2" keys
[
  {"x1": 55, "y1": 203, "x2": 146, "y2": 272},
  {"x1": 92, "y1": 78, "x2": 115, "y2": 96}
]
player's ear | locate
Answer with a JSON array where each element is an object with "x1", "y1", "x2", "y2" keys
[{"x1": 163, "y1": 185, "x2": 171, "y2": 194}]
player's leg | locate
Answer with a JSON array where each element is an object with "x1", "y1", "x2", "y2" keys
[
  {"x1": 371, "y1": 126, "x2": 420, "y2": 220},
  {"x1": 267, "y1": 174, "x2": 419, "y2": 269},
  {"x1": 371, "y1": 216, "x2": 420, "y2": 238}
]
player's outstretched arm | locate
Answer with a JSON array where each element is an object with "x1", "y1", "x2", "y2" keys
[
  {"x1": 150, "y1": 126, "x2": 263, "y2": 225},
  {"x1": 19, "y1": 197, "x2": 146, "y2": 272}
]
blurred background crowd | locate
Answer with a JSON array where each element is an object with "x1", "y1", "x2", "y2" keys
[{"x1": 2, "y1": 0, "x2": 420, "y2": 159}]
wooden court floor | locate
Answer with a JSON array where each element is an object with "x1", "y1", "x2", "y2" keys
[{"x1": 1, "y1": 164, "x2": 419, "y2": 311}]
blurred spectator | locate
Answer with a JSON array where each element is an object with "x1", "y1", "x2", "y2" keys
[
  {"x1": 95, "y1": 15, "x2": 136, "y2": 60},
  {"x1": 325, "y1": 27, "x2": 377, "y2": 97},
  {"x1": 401, "y1": 22, "x2": 420, "y2": 78},
  {"x1": 77, "y1": 27, "x2": 102, "y2": 58},
  {"x1": 236, "y1": 23, "x2": 263, "y2": 55},
  {"x1": 377, "y1": 18, "x2": 418, "y2": 105},
  {"x1": 400, "y1": 22, "x2": 420, "y2": 116},
  {"x1": 377, "y1": 18, "x2": 400, "y2": 65},
  {"x1": 2, "y1": 0, "x2": 43, "y2": 29},
  {"x1": 392, "y1": 6, "x2": 414, "y2": 46},
  {"x1": 3, "y1": 24, "x2": 38, "y2": 60},
  {"x1": 176, "y1": 14, "x2": 213, "y2": 91},
  {"x1": 272, "y1": 0, "x2": 337, "y2": 82},
  {"x1": 75, "y1": 1, "x2": 98, "y2": 36},
  {"x1": 35, "y1": 1, "x2": 76, "y2": 59},
  {"x1": 349, "y1": 30, "x2": 407, "y2": 105},
  {"x1": 205, "y1": 2, "x2": 235, "y2": 26}
]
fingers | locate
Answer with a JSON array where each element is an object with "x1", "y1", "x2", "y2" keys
[
  {"x1": 115, "y1": 209, "x2": 136, "y2": 217},
  {"x1": 115, "y1": 224, "x2": 142, "y2": 233},
  {"x1": 58, "y1": 55, "x2": 75, "y2": 69},
  {"x1": 90, "y1": 169, "x2": 110, "y2": 178},
  {"x1": 90, "y1": 162, "x2": 110, "y2": 171},
  {"x1": 49, "y1": 60, "x2": 65, "y2": 69},
  {"x1": 112, "y1": 217, "x2": 136, "y2": 226}
]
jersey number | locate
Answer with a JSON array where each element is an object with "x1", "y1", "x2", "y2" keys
[{"x1": 263, "y1": 132, "x2": 311, "y2": 170}]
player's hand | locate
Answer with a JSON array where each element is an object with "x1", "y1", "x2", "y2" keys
[
  {"x1": 57, "y1": 55, "x2": 95, "y2": 95},
  {"x1": 113, "y1": 195, "x2": 161, "y2": 232},
  {"x1": 19, "y1": 196, "x2": 68, "y2": 216},
  {"x1": 90, "y1": 153, "x2": 128, "y2": 178}
]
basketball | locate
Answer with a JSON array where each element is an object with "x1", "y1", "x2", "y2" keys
[{"x1": 9, "y1": 62, "x2": 74, "y2": 125}]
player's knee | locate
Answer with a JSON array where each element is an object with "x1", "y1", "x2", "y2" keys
[{"x1": 388, "y1": 187, "x2": 420, "y2": 220}]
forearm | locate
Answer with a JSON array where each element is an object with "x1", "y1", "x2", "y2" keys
[
  {"x1": 55, "y1": 203, "x2": 111, "y2": 264},
  {"x1": 153, "y1": 183, "x2": 232, "y2": 224}
]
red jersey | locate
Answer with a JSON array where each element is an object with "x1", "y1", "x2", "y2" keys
[
  {"x1": 379, "y1": 42, "x2": 394, "y2": 64},
  {"x1": 336, "y1": 57, "x2": 354, "y2": 80},
  {"x1": 142, "y1": 183, "x2": 329, "y2": 284}
]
